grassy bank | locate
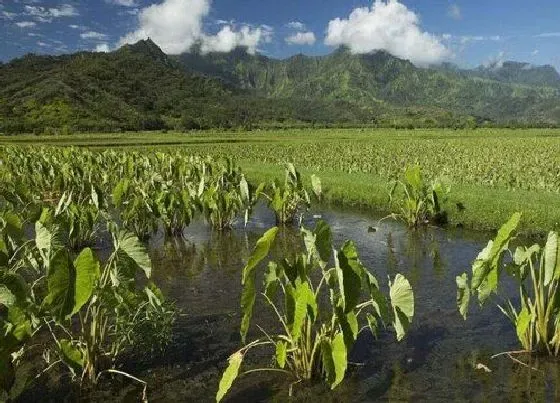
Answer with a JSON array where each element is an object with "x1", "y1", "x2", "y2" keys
[{"x1": 239, "y1": 161, "x2": 560, "y2": 237}]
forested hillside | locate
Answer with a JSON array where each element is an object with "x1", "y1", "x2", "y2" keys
[{"x1": 1, "y1": 39, "x2": 559, "y2": 134}]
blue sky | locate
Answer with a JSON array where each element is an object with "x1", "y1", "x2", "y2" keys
[{"x1": 1, "y1": 0, "x2": 559, "y2": 70}]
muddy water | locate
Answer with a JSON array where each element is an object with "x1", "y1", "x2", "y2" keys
[{"x1": 24, "y1": 204, "x2": 560, "y2": 402}]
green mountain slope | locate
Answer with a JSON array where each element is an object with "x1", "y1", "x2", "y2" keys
[
  {"x1": 1, "y1": 39, "x2": 559, "y2": 134},
  {"x1": 177, "y1": 46, "x2": 560, "y2": 125}
]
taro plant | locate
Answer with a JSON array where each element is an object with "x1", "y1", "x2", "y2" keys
[
  {"x1": 261, "y1": 164, "x2": 320, "y2": 225},
  {"x1": 51, "y1": 189, "x2": 104, "y2": 249},
  {"x1": 202, "y1": 171, "x2": 261, "y2": 231},
  {"x1": 388, "y1": 166, "x2": 450, "y2": 228},
  {"x1": 1, "y1": 211, "x2": 174, "y2": 399},
  {"x1": 112, "y1": 179, "x2": 159, "y2": 240},
  {"x1": 217, "y1": 221, "x2": 414, "y2": 401},
  {"x1": 457, "y1": 212, "x2": 560, "y2": 356},
  {"x1": 154, "y1": 187, "x2": 198, "y2": 236},
  {"x1": 35, "y1": 220, "x2": 175, "y2": 387}
]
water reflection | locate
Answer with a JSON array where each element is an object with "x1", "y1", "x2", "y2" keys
[{"x1": 22, "y1": 206, "x2": 560, "y2": 402}]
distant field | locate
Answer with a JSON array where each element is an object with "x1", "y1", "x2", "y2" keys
[{"x1": 4, "y1": 128, "x2": 560, "y2": 235}]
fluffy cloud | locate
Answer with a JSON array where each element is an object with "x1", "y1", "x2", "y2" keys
[
  {"x1": 25, "y1": 4, "x2": 79, "y2": 22},
  {"x1": 16, "y1": 21, "x2": 36, "y2": 28},
  {"x1": 119, "y1": 0, "x2": 272, "y2": 54},
  {"x1": 325, "y1": 0, "x2": 449, "y2": 66},
  {"x1": 201, "y1": 25, "x2": 272, "y2": 54},
  {"x1": 96, "y1": 43, "x2": 111, "y2": 52},
  {"x1": 81, "y1": 31, "x2": 109, "y2": 40},
  {"x1": 448, "y1": 4, "x2": 461, "y2": 20},
  {"x1": 285, "y1": 32, "x2": 316, "y2": 46},
  {"x1": 287, "y1": 21, "x2": 306, "y2": 30}
]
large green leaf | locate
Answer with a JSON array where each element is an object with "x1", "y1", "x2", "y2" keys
[
  {"x1": 337, "y1": 241, "x2": 364, "y2": 313},
  {"x1": 45, "y1": 250, "x2": 75, "y2": 321},
  {"x1": 117, "y1": 231, "x2": 152, "y2": 278},
  {"x1": 0, "y1": 273, "x2": 27, "y2": 307},
  {"x1": 389, "y1": 274, "x2": 414, "y2": 341},
  {"x1": 71, "y1": 248, "x2": 100, "y2": 315},
  {"x1": 240, "y1": 227, "x2": 278, "y2": 343},
  {"x1": 330, "y1": 333, "x2": 347, "y2": 390},
  {"x1": 216, "y1": 351, "x2": 243, "y2": 403},
  {"x1": 314, "y1": 220, "x2": 332, "y2": 265},
  {"x1": 291, "y1": 282, "x2": 312, "y2": 341},
  {"x1": 35, "y1": 221, "x2": 53, "y2": 264},
  {"x1": 59, "y1": 339, "x2": 84, "y2": 376}
]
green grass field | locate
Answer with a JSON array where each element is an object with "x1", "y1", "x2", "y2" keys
[{"x1": 4, "y1": 128, "x2": 560, "y2": 235}]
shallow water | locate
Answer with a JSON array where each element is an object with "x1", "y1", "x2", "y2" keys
[{"x1": 20, "y1": 204, "x2": 560, "y2": 402}]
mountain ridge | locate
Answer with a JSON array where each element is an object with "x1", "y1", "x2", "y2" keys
[{"x1": 0, "y1": 39, "x2": 559, "y2": 134}]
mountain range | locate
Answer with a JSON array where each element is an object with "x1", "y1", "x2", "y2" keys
[{"x1": 1, "y1": 39, "x2": 559, "y2": 134}]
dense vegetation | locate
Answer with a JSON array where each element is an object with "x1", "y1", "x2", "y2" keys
[{"x1": 1, "y1": 40, "x2": 560, "y2": 134}]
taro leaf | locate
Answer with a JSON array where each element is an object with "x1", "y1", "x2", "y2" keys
[
  {"x1": 488, "y1": 213, "x2": 521, "y2": 266},
  {"x1": 544, "y1": 232, "x2": 558, "y2": 287},
  {"x1": 0, "y1": 286, "x2": 15, "y2": 308},
  {"x1": 216, "y1": 351, "x2": 243, "y2": 403},
  {"x1": 240, "y1": 227, "x2": 278, "y2": 343},
  {"x1": 337, "y1": 308, "x2": 358, "y2": 350},
  {"x1": 314, "y1": 220, "x2": 332, "y2": 265},
  {"x1": 112, "y1": 179, "x2": 129, "y2": 206},
  {"x1": 71, "y1": 248, "x2": 100, "y2": 315},
  {"x1": 6, "y1": 306, "x2": 31, "y2": 341},
  {"x1": 404, "y1": 166, "x2": 422, "y2": 191},
  {"x1": 276, "y1": 341, "x2": 287, "y2": 369},
  {"x1": 330, "y1": 333, "x2": 347, "y2": 390},
  {"x1": 321, "y1": 339, "x2": 335, "y2": 386},
  {"x1": 263, "y1": 262, "x2": 278, "y2": 300},
  {"x1": 337, "y1": 241, "x2": 363, "y2": 313},
  {"x1": 291, "y1": 282, "x2": 312, "y2": 341},
  {"x1": 240, "y1": 175, "x2": 250, "y2": 203},
  {"x1": 311, "y1": 175, "x2": 322, "y2": 200},
  {"x1": 516, "y1": 307, "x2": 532, "y2": 341},
  {"x1": 35, "y1": 221, "x2": 52, "y2": 264},
  {"x1": 389, "y1": 274, "x2": 414, "y2": 341},
  {"x1": 365, "y1": 271, "x2": 390, "y2": 323},
  {"x1": 0, "y1": 273, "x2": 27, "y2": 307},
  {"x1": 59, "y1": 339, "x2": 84, "y2": 377},
  {"x1": 456, "y1": 273, "x2": 470, "y2": 320},
  {"x1": 45, "y1": 250, "x2": 75, "y2": 321},
  {"x1": 117, "y1": 231, "x2": 152, "y2": 278}
]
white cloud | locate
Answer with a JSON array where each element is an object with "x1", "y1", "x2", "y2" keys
[
  {"x1": 81, "y1": 31, "x2": 108, "y2": 40},
  {"x1": 119, "y1": 0, "x2": 272, "y2": 54},
  {"x1": 118, "y1": 0, "x2": 210, "y2": 53},
  {"x1": 96, "y1": 43, "x2": 111, "y2": 52},
  {"x1": 25, "y1": 4, "x2": 78, "y2": 22},
  {"x1": 285, "y1": 31, "x2": 316, "y2": 46},
  {"x1": 535, "y1": 32, "x2": 560, "y2": 38},
  {"x1": 37, "y1": 41, "x2": 49, "y2": 47},
  {"x1": 532, "y1": 49, "x2": 539, "y2": 56},
  {"x1": 325, "y1": 0, "x2": 449, "y2": 66},
  {"x1": 16, "y1": 21, "x2": 36, "y2": 28},
  {"x1": 107, "y1": 0, "x2": 137, "y2": 6},
  {"x1": 287, "y1": 21, "x2": 306, "y2": 30},
  {"x1": 201, "y1": 25, "x2": 272, "y2": 54},
  {"x1": 2, "y1": 11, "x2": 17, "y2": 20},
  {"x1": 448, "y1": 4, "x2": 461, "y2": 20}
]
